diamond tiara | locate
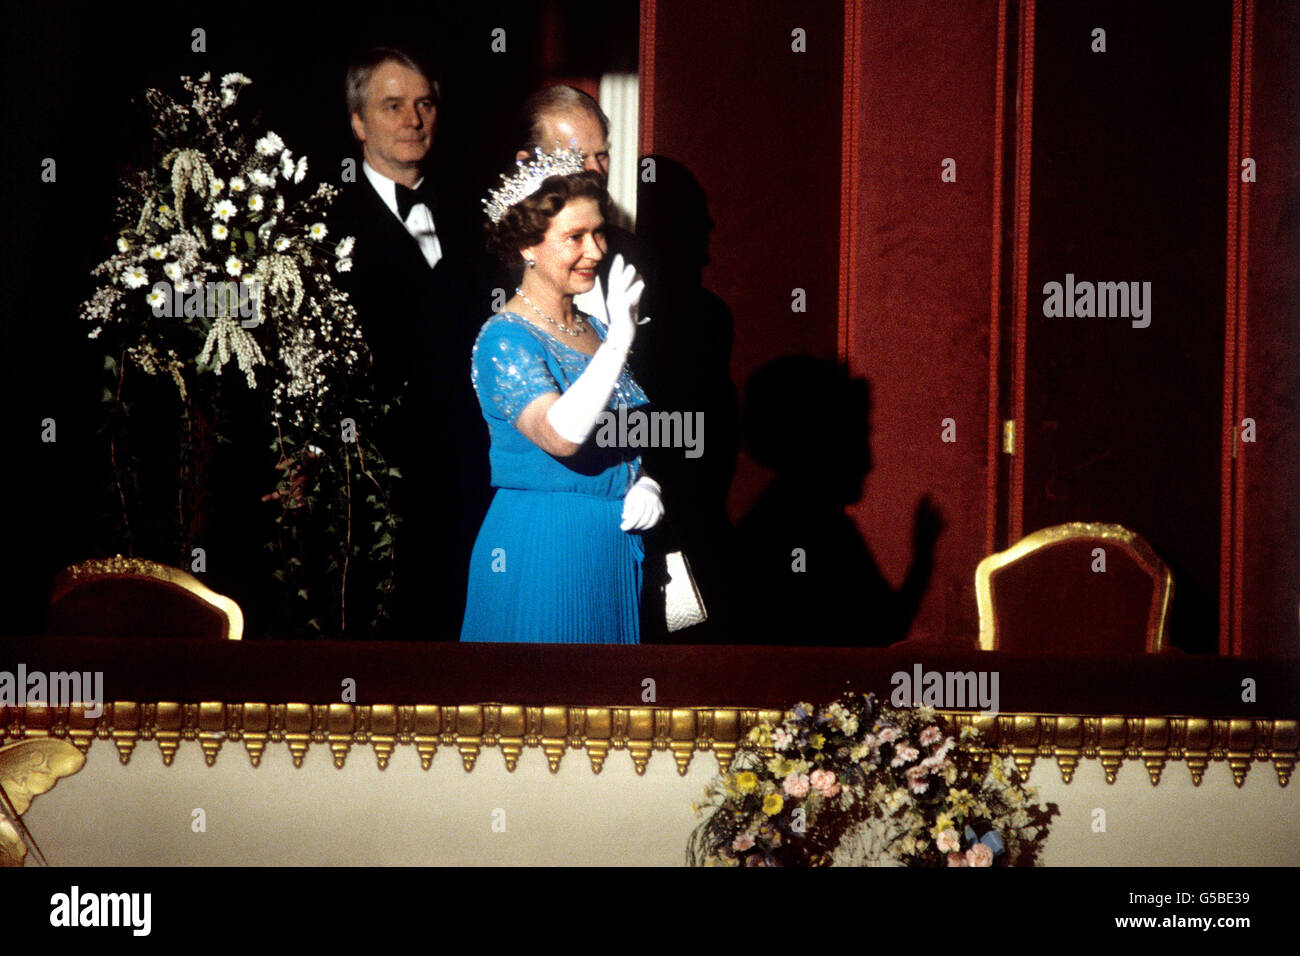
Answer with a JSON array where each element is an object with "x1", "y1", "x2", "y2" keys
[{"x1": 483, "y1": 145, "x2": 587, "y2": 224}]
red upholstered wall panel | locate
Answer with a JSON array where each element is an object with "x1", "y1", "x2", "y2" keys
[
  {"x1": 1241, "y1": 0, "x2": 1300, "y2": 656},
  {"x1": 843, "y1": 0, "x2": 1001, "y2": 642},
  {"x1": 645, "y1": 0, "x2": 844, "y2": 525}
]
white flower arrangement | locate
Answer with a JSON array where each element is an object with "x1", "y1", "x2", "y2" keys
[
  {"x1": 81, "y1": 71, "x2": 402, "y2": 640},
  {"x1": 80, "y1": 72, "x2": 361, "y2": 428}
]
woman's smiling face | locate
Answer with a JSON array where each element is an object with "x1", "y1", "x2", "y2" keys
[{"x1": 521, "y1": 197, "x2": 607, "y2": 297}]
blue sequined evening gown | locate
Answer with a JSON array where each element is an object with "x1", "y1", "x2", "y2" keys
[{"x1": 459, "y1": 311, "x2": 650, "y2": 643}]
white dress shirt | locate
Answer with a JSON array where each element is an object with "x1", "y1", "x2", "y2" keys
[{"x1": 362, "y1": 161, "x2": 443, "y2": 269}]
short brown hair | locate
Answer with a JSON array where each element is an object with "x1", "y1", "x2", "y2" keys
[{"x1": 486, "y1": 170, "x2": 611, "y2": 266}]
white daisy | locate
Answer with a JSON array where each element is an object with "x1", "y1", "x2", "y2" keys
[
  {"x1": 229, "y1": 176, "x2": 246, "y2": 193},
  {"x1": 225, "y1": 255, "x2": 243, "y2": 277},
  {"x1": 307, "y1": 222, "x2": 327, "y2": 240},
  {"x1": 255, "y1": 132, "x2": 285, "y2": 156},
  {"x1": 146, "y1": 287, "x2": 168, "y2": 308},
  {"x1": 336, "y1": 258, "x2": 353, "y2": 273},
  {"x1": 164, "y1": 261, "x2": 184, "y2": 281},
  {"x1": 210, "y1": 177, "x2": 225, "y2": 195},
  {"x1": 248, "y1": 194, "x2": 265, "y2": 212},
  {"x1": 147, "y1": 245, "x2": 166, "y2": 260},
  {"x1": 249, "y1": 169, "x2": 275, "y2": 189},
  {"x1": 281, "y1": 152, "x2": 295, "y2": 180},
  {"x1": 122, "y1": 266, "x2": 149, "y2": 289},
  {"x1": 274, "y1": 237, "x2": 291, "y2": 252},
  {"x1": 335, "y1": 236, "x2": 355, "y2": 258},
  {"x1": 116, "y1": 237, "x2": 131, "y2": 253},
  {"x1": 212, "y1": 223, "x2": 229, "y2": 240},
  {"x1": 213, "y1": 199, "x2": 237, "y2": 222},
  {"x1": 293, "y1": 156, "x2": 308, "y2": 184},
  {"x1": 275, "y1": 195, "x2": 285, "y2": 212}
]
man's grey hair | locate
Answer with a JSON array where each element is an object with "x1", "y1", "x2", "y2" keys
[
  {"x1": 345, "y1": 46, "x2": 440, "y2": 120},
  {"x1": 519, "y1": 85, "x2": 611, "y2": 152}
]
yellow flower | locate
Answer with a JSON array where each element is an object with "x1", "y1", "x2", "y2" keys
[
  {"x1": 949, "y1": 789, "x2": 976, "y2": 816},
  {"x1": 932, "y1": 813, "x2": 955, "y2": 837},
  {"x1": 762, "y1": 793, "x2": 784, "y2": 816},
  {"x1": 810, "y1": 734, "x2": 826, "y2": 750},
  {"x1": 735, "y1": 772, "x2": 758, "y2": 794},
  {"x1": 768, "y1": 756, "x2": 794, "y2": 777}
]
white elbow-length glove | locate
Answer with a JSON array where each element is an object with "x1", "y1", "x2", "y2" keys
[
  {"x1": 545, "y1": 254, "x2": 643, "y2": 445},
  {"x1": 621, "y1": 475, "x2": 664, "y2": 532}
]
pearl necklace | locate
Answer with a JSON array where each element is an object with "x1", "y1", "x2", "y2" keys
[{"x1": 516, "y1": 288, "x2": 587, "y2": 337}]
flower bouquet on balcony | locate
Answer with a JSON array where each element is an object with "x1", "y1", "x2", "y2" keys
[
  {"x1": 687, "y1": 693, "x2": 1058, "y2": 866},
  {"x1": 80, "y1": 72, "x2": 396, "y2": 636}
]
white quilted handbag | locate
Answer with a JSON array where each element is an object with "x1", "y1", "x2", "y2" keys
[{"x1": 664, "y1": 550, "x2": 708, "y2": 632}]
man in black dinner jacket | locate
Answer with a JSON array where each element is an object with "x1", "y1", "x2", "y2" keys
[{"x1": 331, "y1": 47, "x2": 489, "y2": 639}]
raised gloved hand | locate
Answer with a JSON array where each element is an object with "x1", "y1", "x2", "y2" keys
[
  {"x1": 620, "y1": 475, "x2": 664, "y2": 532},
  {"x1": 603, "y1": 253, "x2": 644, "y2": 352},
  {"x1": 545, "y1": 253, "x2": 644, "y2": 447}
]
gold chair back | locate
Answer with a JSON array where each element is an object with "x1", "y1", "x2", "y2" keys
[
  {"x1": 48, "y1": 556, "x2": 243, "y2": 640},
  {"x1": 975, "y1": 523, "x2": 1172, "y2": 653}
]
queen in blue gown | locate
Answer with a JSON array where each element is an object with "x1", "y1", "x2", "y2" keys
[{"x1": 460, "y1": 153, "x2": 662, "y2": 643}]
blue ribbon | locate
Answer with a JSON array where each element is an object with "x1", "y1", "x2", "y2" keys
[{"x1": 964, "y1": 825, "x2": 1005, "y2": 857}]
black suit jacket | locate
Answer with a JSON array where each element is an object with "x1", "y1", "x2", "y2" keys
[{"x1": 330, "y1": 171, "x2": 493, "y2": 637}]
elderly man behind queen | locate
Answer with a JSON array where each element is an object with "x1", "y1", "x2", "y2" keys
[
  {"x1": 513, "y1": 86, "x2": 650, "y2": 333},
  {"x1": 330, "y1": 46, "x2": 490, "y2": 638}
]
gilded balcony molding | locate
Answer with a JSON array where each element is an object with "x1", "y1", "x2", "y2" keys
[{"x1": 0, "y1": 705, "x2": 1294, "y2": 788}]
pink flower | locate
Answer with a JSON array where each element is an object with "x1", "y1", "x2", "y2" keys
[
  {"x1": 936, "y1": 829, "x2": 961, "y2": 853},
  {"x1": 809, "y1": 769, "x2": 840, "y2": 798},
  {"x1": 890, "y1": 744, "x2": 919, "y2": 767},
  {"x1": 966, "y1": 844, "x2": 995, "y2": 867},
  {"x1": 783, "y1": 773, "x2": 810, "y2": 798},
  {"x1": 919, "y1": 725, "x2": 942, "y2": 745},
  {"x1": 772, "y1": 728, "x2": 793, "y2": 751},
  {"x1": 947, "y1": 852, "x2": 968, "y2": 867},
  {"x1": 877, "y1": 727, "x2": 900, "y2": 744},
  {"x1": 731, "y1": 833, "x2": 756, "y2": 852},
  {"x1": 906, "y1": 766, "x2": 930, "y2": 794}
]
